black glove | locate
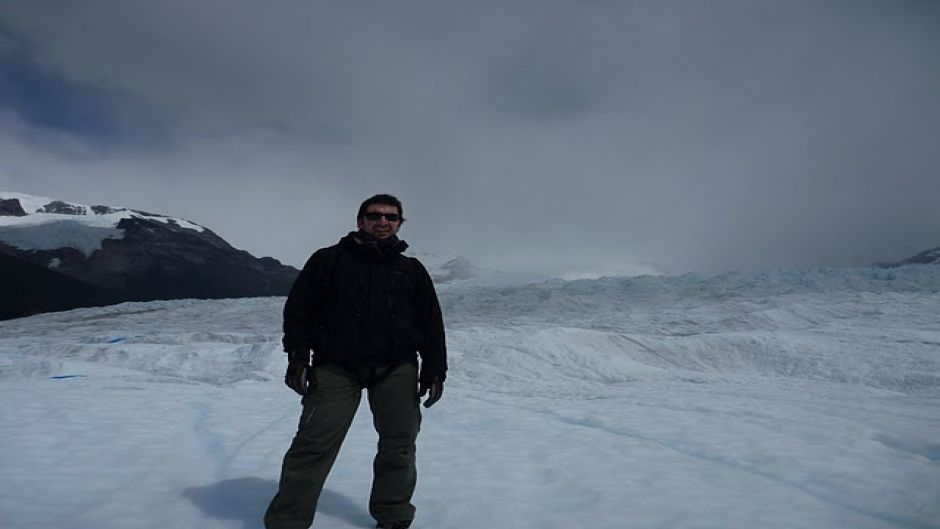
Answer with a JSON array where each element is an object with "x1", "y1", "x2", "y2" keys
[
  {"x1": 284, "y1": 349, "x2": 313, "y2": 396},
  {"x1": 418, "y1": 377, "x2": 444, "y2": 408}
]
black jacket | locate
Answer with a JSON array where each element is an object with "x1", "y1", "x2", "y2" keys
[{"x1": 282, "y1": 232, "x2": 447, "y2": 384}]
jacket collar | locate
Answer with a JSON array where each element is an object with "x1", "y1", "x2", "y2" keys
[{"x1": 339, "y1": 231, "x2": 409, "y2": 261}]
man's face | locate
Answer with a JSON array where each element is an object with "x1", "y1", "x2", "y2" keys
[{"x1": 358, "y1": 203, "x2": 402, "y2": 240}]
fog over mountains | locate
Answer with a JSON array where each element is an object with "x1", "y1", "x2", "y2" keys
[
  {"x1": 0, "y1": 191, "x2": 495, "y2": 320},
  {"x1": 0, "y1": 190, "x2": 936, "y2": 321}
]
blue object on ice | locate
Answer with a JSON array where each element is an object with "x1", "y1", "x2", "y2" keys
[
  {"x1": 50, "y1": 375, "x2": 87, "y2": 380},
  {"x1": 108, "y1": 337, "x2": 126, "y2": 344}
]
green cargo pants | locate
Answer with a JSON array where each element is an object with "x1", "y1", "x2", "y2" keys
[{"x1": 264, "y1": 361, "x2": 422, "y2": 529}]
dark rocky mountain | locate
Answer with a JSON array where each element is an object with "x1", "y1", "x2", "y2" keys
[
  {"x1": 0, "y1": 198, "x2": 27, "y2": 216},
  {"x1": 0, "y1": 252, "x2": 120, "y2": 320},
  {"x1": 0, "y1": 192, "x2": 299, "y2": 320},
  {"x1": 897, "y1": 247, "x2": 940, "y2": 265},
  {"x1": 877, "y1": 246, "x2": 940, "y2": 267}
]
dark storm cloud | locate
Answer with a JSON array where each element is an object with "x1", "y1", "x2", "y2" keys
[
  {"x1": 0, "y1": 36, "x2": 172, "y2": 149},
  {"x1": 0, "y1": 42, "x2": 118, "y2": 139},
  {"x1": 1, "y1": 1, "x2": 938, "y2": 274}
]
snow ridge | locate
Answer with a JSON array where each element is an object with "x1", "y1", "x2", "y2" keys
[{"x1": 0, "y1": 191, "x2": 206, "y2": 256}]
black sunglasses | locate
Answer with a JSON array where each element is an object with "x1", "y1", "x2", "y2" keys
[{"x1": 363, "y1": 212, "x2": 402, "y2": 222}]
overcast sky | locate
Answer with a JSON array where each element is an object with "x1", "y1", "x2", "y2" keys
[{"x1": 1, "y1": 1, "x2": 938, "y2": 276}]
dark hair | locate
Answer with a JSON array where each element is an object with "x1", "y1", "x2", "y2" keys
[{"x1": 357, "y1": 193, "x2": 405, "y2": 222}]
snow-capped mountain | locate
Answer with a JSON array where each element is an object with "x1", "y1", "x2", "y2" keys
[
  {"x1": 0, "y1": 192, "x2": 299, "y2": 319},
  {"x1": 0, "y1": 191, "x2": 211, "y2": 259},
  {"x1": 407, "y1": 252, "x2": 488, "y2": 283}
]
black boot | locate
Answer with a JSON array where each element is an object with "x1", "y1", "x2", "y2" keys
[{"x1": 376, "y1": 521, "x2": 412, "y2": 529}]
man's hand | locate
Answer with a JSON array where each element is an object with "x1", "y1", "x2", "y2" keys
[
  {"x1": 418, "y1": 377, "x2": 444, "y2": 408},
  {"x1": 284, "y1": 349, "x2": 313, "y2": 396}
]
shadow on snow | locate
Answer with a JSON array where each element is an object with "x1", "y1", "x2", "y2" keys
[{"x1": 183, "y1": 477, "x2": 373, "y2": 528}]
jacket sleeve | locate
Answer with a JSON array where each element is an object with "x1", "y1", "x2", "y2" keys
[
  {"x1": 413, "y1": 259, "x2": 447, "y2": 383},
  {"x1": 282, "y1": 248, "x2": 333, "y2": 353}
]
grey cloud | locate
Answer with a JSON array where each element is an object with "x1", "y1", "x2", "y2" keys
[{"x1": 0, "y1": 0, "x2": 938, "y2": 274}]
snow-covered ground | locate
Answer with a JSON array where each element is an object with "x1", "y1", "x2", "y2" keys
[{"x1": 1, "y1": 266, "x2": 939, "y2": 529}]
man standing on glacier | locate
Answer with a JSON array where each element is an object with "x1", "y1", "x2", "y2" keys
[{"x1": 264, "y1": 193, "x2": 446, "y2": 529}]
